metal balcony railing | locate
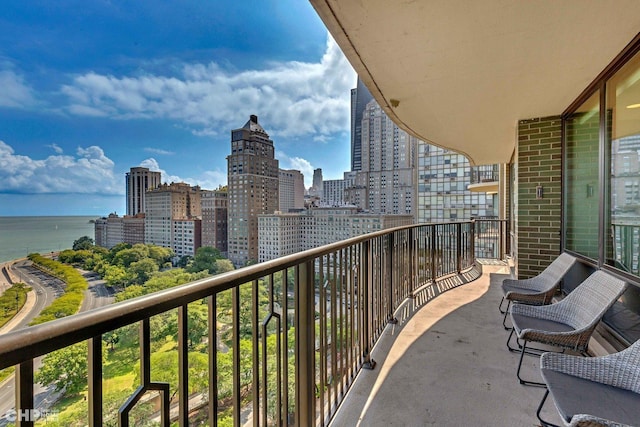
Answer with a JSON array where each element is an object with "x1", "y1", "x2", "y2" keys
[
  {"x1": 0, "y1": 220, "x2": 507, "y2": 426},
  {"x1": 469, "y1": 165, "x2": 499, "y2": 185}
]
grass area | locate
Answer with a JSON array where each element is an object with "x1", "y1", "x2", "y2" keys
[
  {"x1": 0, "y1": 366, "x2": 15, "y2": 384},
  {"x1": 0, "y1": 282, "x2": 29, "y2": 329}
]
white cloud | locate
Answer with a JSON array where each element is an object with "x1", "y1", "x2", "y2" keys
[
  {"x1": 139, "y1": 157, "x2": 226, "y2": 190},
  {"x1": 0, "y1": 140, "x2": 121, "y2": 195},
  {"x1": 61, "y1": 35, "x2": 356, "y2": 141},
  {"x1": 144, "y1": 147, "x2": 174, "y2": 155},
  {"x1": 277, "y1": 151, "x2": 315, "y2": 188},
  {"x1": 0, "y1": 70, "x2": 37, "y2": 108},
  {"x1": 47, "y1": 143, "x2": 64, "y2": 154}
]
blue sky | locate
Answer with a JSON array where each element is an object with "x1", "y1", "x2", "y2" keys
[{"x1": 0, "y1": 0, "x2": 356, "y2": 216}]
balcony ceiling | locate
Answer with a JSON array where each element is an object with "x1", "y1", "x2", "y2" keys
[{"x1": 310, "y1": 0, "x2": 640, "y2": 165}]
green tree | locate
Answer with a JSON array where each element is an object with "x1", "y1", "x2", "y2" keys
[
  {"x1": 72, "y1": 236, "x2": 94, "y2": 251},
  {"x1": 187, "y1": 246, "x2": 222, "y2": 274},
  {"x1": 104, "y1": 265, "x2": 132, "y2": 287},
  {"x1": 35, "y1": 343, "x2": 88, "y2": 396},
  {"x1": 112, "y1": 246, "x2": 148, "y2": 267},
  {"x1": 103, "y1": 332, "x2": 120, "y2": 351},
  {"x1": 104, "y1": 242, "x2": 132, "y2": 264},
  {"x1": 214, "y1": 259, "x2": 235, "y2": 274},
  {"x1": 146, "y1": 245, "x2": 173, "y2": 266},
  {"x1": 129, "y1": 258, "x2": 159, "y2": 285}
]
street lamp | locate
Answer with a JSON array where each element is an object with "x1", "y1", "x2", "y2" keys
[{"x1": 15, "y1": 292, "x2": 19, "y2": 313}]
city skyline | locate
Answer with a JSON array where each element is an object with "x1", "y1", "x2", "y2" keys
[{"x1": 0, "y1": 1, "x2": 355, "y2": 216}]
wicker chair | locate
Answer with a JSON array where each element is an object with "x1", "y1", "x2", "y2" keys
[
  {"x1": 536, "y1": 339, "x2": 640, "y2": 427},
  {"x1": 507, "y1": 270, "x2": 627, "y2": 386},
  {"x1": 500, "y1": 252, "x2": 577, "y2": 328}
]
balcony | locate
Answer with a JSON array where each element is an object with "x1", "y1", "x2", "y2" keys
[
  {"x1": 0, "y1": 220, "x2": 520, "y2": 426},
  {"x1": 468, "y1": 165, "x2": 500, "y2": 194}
]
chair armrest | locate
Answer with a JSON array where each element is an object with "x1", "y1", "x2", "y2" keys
[
  {"x1": 570, "y1": 413, "x2": 635, "y2": 427},
  {"x1": 541, "y1": 350, "x2": 640, "y2": 392},
  {"x1": 510, "y1": 300, "x2": 565, "y2": 323}
]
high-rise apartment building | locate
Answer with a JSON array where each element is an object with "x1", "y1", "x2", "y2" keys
[
  {"x1": 258, "y1": 207, "x2": 413, "y2": 262},
  {"x1": 279, "y1": 169, "x2": 305, "y2": 212},
  {"x1": 227, "y1": 115, "x2": 279, "y2": 267},
  {"x1": 345, "y1": 99, "x2": 416, "y2": 217},
  {"x1": 417, "y1": 143, "x2": 494, "y2": 223},
  {"x1": 322, "y1": 179, "x2": 346, "y2": 206},
  {"x1": 94, "y1": 213, "x2": 145, "y2": 249},
  {"x1": 350, "y1": 77, "x2": 374, "y2": 172},
  {"x1": 145, "y1": 182, "x2": 202, "y2": 254},
  {"x1": 126, "y1": 167, "x2": 161, "y2": 215},
  {"x1": 201, "y1": 188, "x2": 228, "y2": 256}
]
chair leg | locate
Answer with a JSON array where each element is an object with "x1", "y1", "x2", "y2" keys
[
  {"x1": 502, "y1": 305, "x2": 512, "y2": 330},
  {"x1": 499, "y1": 297, "x2": 509, "y2": 314},
  {"x1": 506, "y1": 328, "x2": 518, "y2": 352},
  {"x1": 516, "y1": 340, "x2": 546, "y2": 387},
  {"x1": 536, "y1": 389, "x2": 561, "y2": 427}
]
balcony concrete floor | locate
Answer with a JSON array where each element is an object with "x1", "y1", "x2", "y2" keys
[{"x1": 329, "y1": 262, "x2": 565, "y2": 427}]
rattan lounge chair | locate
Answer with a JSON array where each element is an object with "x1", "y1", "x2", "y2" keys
[
  {"x1": 536, "y1": 339, "x2": 640, "y2": 427},
  {"x1": 507, "y1": 270, "x2": 627, "y2": 386},
  {"x1": 500, "y1": 252, "x2": 577, "y2": 328}
]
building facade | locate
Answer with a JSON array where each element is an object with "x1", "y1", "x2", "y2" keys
[
  {"x1": 345, "y1": 99, "x2": 417, "y2": 218},
  {"x1": 350, "y1": 77, "x2": 374, "y2": 172},
  {"x1": 258, "y1": 207, "x2": 413, "y2": 262},
  {"x1": 201, "y1": 188, "x2": 228, "y2": 256},
  {"x1": 417, "y1": 143, "x2": 494, "y2": 223},
  {"x1": 126, "y1": 167, "x2": 161, "y2": 215},
  {"x1": 144, "y1": 182, "x2": 202, "y2": 253},
  {"x1": 322, "y1": 179, "x2": 347, "y2": 206},
  {"x1": 227, "y1": 115, "x2": 279, "y2": 267},
  {"x1": 172, "y1": 219, "x2": 202, "y2": 258},
  {"x1": 279, "y1": 169, "x2": 305, "y2": 212},
  {"x1": 94, "y1": 213, "x2": 145, "y2": 249}
]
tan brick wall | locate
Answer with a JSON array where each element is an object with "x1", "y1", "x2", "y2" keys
[{"x1": 516, "y1": 116, "x2": 562, "y2": 278}]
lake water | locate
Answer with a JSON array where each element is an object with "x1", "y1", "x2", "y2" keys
[{"x1": 0, "y1": 216, "x2": 98, "y2": 263}]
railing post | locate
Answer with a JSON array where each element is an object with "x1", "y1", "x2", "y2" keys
[
  {"x1": 430, "y1": 225, "x2": 437, "y2": 283},
  {"x1": 471, "y1": 220, "x2": 476, "y2": 261},
  {"x1": 88, "y1": 337, "x2": 103, "y2": 427},
  {"x1": 408, "y1": 228, "x2": 416, "y2": 295},
  {"x1": 456, "y1": 223, "x2": 463, "y2": 274},
  {"x1": 15, "y1": 359, "x2": 34, "y2": 427},
  {"x1": 361, "y1": 241, "x2": 376, "y2": 370},
  {"x1": 387, "y1": 233, "x2": 397, "y2": 324},
  {"x1": 296, "y1": 260, "x2": 315, "y2": 427}
]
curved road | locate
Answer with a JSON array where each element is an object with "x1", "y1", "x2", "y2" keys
[{"x1": 0, "y1": 262, "x2": 115, "y2": 424}]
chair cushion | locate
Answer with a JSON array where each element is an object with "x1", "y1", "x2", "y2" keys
[
  {"x1": 511, "y1": 313, "x2": 574, "y2": 336},
  {"x1": 502, "y1": 282, "x2": 544, "y2": 295},
  {"x1": 541, "y1": 369, "x2": 640, "y2": 426}
]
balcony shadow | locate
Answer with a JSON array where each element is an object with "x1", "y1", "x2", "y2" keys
[{"x1": 330, "y1": 264, "x2": 565, "y2": 426}]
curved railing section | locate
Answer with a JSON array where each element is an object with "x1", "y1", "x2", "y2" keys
[{"x1": 0, "y1": 220, "x2": 505, "y2": 426}]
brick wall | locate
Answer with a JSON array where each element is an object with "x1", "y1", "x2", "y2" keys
[{"x1": 516, "y1": 116, "x2": 562, "y2": 278}]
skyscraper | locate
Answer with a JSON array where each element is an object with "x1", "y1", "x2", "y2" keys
[
  {"x1": 345, "y1": 99, "x2": 416, "y2": 217},
  {"x1": 227, "y1": 115, "x2": 279, "y2": 267},
  {"x1": 350, "y1": 77, "x2": 374, "y2": 172},
  {"x1": 309, "y1": 168, "x2": 324, "y2": 199},
  {"x1": 126, "y1": 167, "x2": 161, "y2": 215}
]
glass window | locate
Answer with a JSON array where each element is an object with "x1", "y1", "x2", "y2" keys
[
  {"x1": 565, "y1": 92, "x2": 601, "y2": 258},
  {"x1": 606, "y1": 51, "x2": 640, "y2": 278}
]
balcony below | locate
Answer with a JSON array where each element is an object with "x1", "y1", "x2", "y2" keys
[{"x1": 329, "y1": 261, "x2": 566, "y2": 426}]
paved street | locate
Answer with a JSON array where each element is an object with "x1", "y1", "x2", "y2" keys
[{"x1": 0, "y1": 262, "x2": 115, "y2": 424}]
